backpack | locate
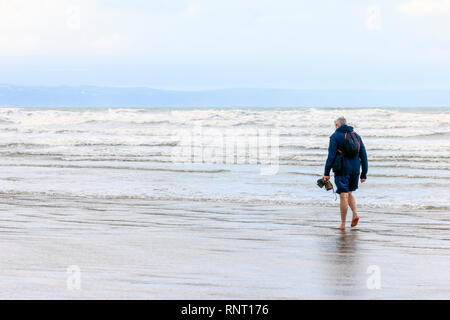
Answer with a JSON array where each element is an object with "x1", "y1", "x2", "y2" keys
[
  {"x1": 332, "y1": 152, "x2": 344, "y2": 174},
  {"x1": 341, "y1": 131, "x2": 360, "y2": 158}
]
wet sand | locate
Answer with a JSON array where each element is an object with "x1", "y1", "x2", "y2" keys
[{"x1": 1, "y1": 194, "x2": 449, "y2": 299}]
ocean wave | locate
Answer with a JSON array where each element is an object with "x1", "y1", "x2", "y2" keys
[
  {"x1": 72, "y1": 141, "x2": 179, "y2": 147},
  {"x1": 2, "y1": 149, "x2": 450, "y2": 171},
  {"x1": 278, "y1": 130, "x2": 450, "y2": 138},
  {"x1": 80, "y1": 119, "x2": 173, "y2": 125},
  {"x1": 0, "y1": 152, "x2": 166, "y2": 160},
  {"x1": 1, "y1": 189, "x2": 449, "y2": 212},
  {"x1": 0, "y1": 143, "x2": 50, "y2": 148},
  {"x1": 0, "y1": 141, "x2": 179, "y2": 149},
  {"x1": 1, "y1": 107, "x2": 448, "y2": 129},
  {"x1": 0, "y1": 163, "x2": 230, "y2": 173},
  {"x1": 287, "y1": 171, "x2": 450, "y2": 180}
]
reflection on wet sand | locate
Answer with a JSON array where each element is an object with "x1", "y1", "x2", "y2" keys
[
  {"x1": 311, "y1": 229, "x2": 367, "y2": 298},
  {"x1": 0, "y1": 196, "x2": 449, "y2": 299}
]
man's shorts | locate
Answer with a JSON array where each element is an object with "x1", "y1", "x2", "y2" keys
[{"x1": 335, "y1": 172, "x2": 360, "y2": 194}]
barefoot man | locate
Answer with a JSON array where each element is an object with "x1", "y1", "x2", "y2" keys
[{"x1": 323, "y1": 117, "x2": 368, "y2": 230}]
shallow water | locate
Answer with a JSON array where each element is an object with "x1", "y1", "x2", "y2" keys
[{"x1": 0, "y1": 107, "x2": 449, "y2": 299}]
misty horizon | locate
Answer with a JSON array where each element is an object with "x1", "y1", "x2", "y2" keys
[{"x1": 1, "y1": 84, "x2": 449, "y2": 108}]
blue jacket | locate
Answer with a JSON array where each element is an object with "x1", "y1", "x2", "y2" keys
[{"x1": 324, "y1": 124, "x2": 368, "y2": 179}]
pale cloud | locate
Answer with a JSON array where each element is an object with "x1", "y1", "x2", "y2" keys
[
  {"x1": 89, "y1": 34, "x2": 128, "y2": 53},
  {"x1": 396, "y1": 0, "x2": 450, "y2": 45},
  {"x1": 0, "y1": 0, "x2": 129, "y2": 55},
  {"x1": 0, "y1": 0, "x2": 450, "y2": 90},
  {"x1": 398, "y1": 0, "x2": 450, "y2": 16},
  {"x1": 0, "y1": 0, "x2": 354, "y2": 58}
]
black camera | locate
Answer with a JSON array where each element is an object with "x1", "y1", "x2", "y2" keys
[{"x1": 317, "y1": 178, "x2": 333, "y2": 191}]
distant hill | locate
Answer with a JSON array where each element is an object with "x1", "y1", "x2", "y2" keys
[{"x1": 0, "y1": 85, "x2": 449, "y2": 107}]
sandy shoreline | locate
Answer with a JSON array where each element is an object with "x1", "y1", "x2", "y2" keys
[{"x1": 1, "y1": 197, "x2": 449, "y2": 299}]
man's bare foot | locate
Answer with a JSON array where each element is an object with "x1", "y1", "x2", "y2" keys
[
  {"x1": 333, "y1": 225, "x2": 345, "y2": 230},
  {"x1": 351, "y1": 216, "x2": 359, "y2": 227}
]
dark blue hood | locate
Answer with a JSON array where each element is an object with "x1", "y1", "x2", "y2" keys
[{"x1": 336, "y1": 124, "x2": 354, "y2": 133}]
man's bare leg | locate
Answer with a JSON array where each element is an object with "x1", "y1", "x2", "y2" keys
[
  {"x1": 348, "y1": 192, "x2": 357, "y2": 219},
  {"x1": 337, "y1": 192, "x2": 349, "y2": 229},
  {"x1": 348, "y1": 192, "x2": 359, "y2": 227}
]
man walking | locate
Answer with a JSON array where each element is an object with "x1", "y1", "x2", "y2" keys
[{"x1": 323, "y1": 117, "x2": 368, "y2": 230}]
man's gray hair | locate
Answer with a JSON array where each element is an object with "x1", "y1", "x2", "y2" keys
[{"x1": 334, "y1": 116, "x2": 347, "y2": 126}]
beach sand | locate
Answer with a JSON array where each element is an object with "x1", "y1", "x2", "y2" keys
[{"x1": 0, "y1": 196, "x2": 448, "y2": 299}]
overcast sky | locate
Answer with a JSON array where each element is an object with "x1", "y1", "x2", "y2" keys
[{"x1": 1, "y1": 0, "x2": 450, "y2": 90}]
